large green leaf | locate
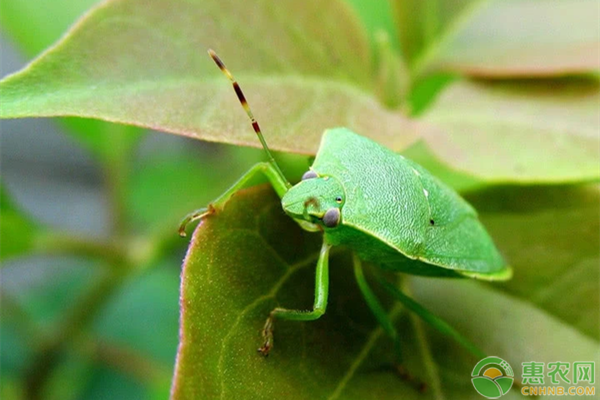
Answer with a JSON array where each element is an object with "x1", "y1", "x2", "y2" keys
[
  {"x1": 469, "y1": 185, "x2": 600, "y2": 341},
  {"x1": 0, "y1": 0, "x2": 422, "y2": 154},
  {"x1": 172, "y1": 184, "x2": 599, "y2": 399},
  {"x1": 392, "y1": 0, "x2": 600, "y2": 77},
  {"x1": 422, "y1": 79, "x2": 600, "y2": 183},
  {"x1": 0, "y1": 0, "x2": 145, "y2": 161},
  {"x1": 0, "y1": 0, "x2": 98, "y2": 57},
  {"x1": 401, "y1": 140, "x2": 483, "y2": 193}
]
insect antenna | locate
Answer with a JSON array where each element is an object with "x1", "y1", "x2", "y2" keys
[{"x1": 208, "y1": 49, "x2": 290, "y2": 188}]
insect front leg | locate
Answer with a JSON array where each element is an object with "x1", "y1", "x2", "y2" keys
[
  {"x1": 178, "y1": 161, "x2": 290, "y2": 236},
  {"x1": 258, "y1": 242, "x2": 331, "y2": 356}
]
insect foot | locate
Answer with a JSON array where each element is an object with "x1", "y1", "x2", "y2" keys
[
  {"x1": 257, "y1": 315, "x2": 275, "y2": 356},
  {"x1": 178, "y1": 205, "x2": 216, "y2": 237}
]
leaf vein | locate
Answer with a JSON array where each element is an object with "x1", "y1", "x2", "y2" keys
[
  {"x1": 217, "y1": 250, "x2": 322, "y2": 399},
  {"x1": 327, "y1": 303, "x2": 403, "y2": 400}
]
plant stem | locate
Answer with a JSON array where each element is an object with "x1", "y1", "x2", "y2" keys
[
  {"x1": 105, "y1": 153, "x2": 129, "y2": 237},
  {"x1": 88, "y1": 338, "x2": 169, "y2": 385},
  {"x1": 23, "y1": 125, "x2": 143, "y2": 398},
  {"x1": 24, "y1": 263, "x2": 129, "y2": 400},
  {"x1": 0, "y1": 292, "x2": 42, "y2": 344},
  {"x1": 35, "y1": 232, "x2": 126, "y2": 265},
  {"x1": 103, "y1": 123, "x2": 139, "y2": 237}
]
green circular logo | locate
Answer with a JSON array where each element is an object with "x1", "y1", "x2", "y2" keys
[{"x1": 471, "y1": 356, "x2": 514, "y2": 399}]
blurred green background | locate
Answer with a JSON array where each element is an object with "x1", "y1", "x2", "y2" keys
[
  {"x1": 0, "y1": 1, "x2": 270, "y2": 398},
  {"x1": 1, "y1": 0, "x2": 598, "y2": 399}
]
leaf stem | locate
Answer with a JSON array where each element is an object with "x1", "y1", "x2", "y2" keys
[
  {"x1": 102, "y1": 123, "x2": 140, "y2": 237},
  {"x1": 86, "y1": 338, "x2": 169, "y2": 385},
  {"x1": 105, "y1": 153, "x2": 129, "y2": 237},
  {"x1": 23, "y1": 263, "x2": 130, "y2": 399},
  {"x1": 0, "y1": 292, "x2": 42, "y2": 344},
  {"x1": 22, "y1": 123, "x2": 146, "y2": 398},
  {"x1": 34, "y1": 231, "x2": 127, "y2": 265}
]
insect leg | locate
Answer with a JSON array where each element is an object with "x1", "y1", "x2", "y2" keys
[
  {"x1": 179, "y1": 161, "x2": 289, "y2": 236},
  {"x1": 354, "y1": 256, "x2": 430, "y2": 391},
  {"x1": 258, "y1": 241, "x2": 331, "y2": 356},
  {"x1": 375, "y1": 275, "x2": 486, "y2": 360},
  {"x1": 352, "y1": 254, "x2": 403, "y2": 365}
]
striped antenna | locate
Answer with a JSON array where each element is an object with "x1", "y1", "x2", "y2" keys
[{"x1": 208, "y1": 49, "x2": 289, "y2": 187}]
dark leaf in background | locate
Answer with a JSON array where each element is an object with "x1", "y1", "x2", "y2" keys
[
  {"x1": 392, "y1": 0, "x2": 600, "y2": 77},
  {"x1": 470, "y1": 185, "x2": 600, "y2": 341}
]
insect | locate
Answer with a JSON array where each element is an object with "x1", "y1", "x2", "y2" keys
[{"x1": 180, "y1": 49, "x2": 512, "y2": 372}]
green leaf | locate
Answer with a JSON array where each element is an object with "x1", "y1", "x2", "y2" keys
[
  {"x1": 172, "y1": 184, "x2": 599, "y2": 399},
  {"x1": 0, "y1": 0, "x2": 422, "y2": 154},
  {"x1": 344, "y1": 0, "x2": 401, "y2": 52},
  {"x1": 410, "y1": 279, "x2": 598, "y2": 395},
  {"x1": 373, "y1": 31, "x2": 410, "y2": 109},
  {"x1": 93, "y1": 264, "x2": 180, "y2": 366},
  {"x1": 81, "y1": 365, "x2": 147, "y2": 400},
  {"x1": 0, "y1": 210, "x2": 35, "y2": 261},
  {"x1": 401, "y1": 140, "x2": 484, "y2": 193},
  {"x1": 470, "y1": 184, "x2": 600, "y2": 341},
  {"x1": 1, "y1": 257, "x2": 101, "y2": 330},
  {"x1": 173, "y1": 185, "x2": 434, "y2": 399},
  {"x1": 0, "y1": 184, "x2": 40, "y2": 261},
  {"x1": 392, "y1": 0, "x2": 600, "y2": 77},
  {"x1": 42, "y1": 352, "x2": 95, "y2": 400},
  {"x1": 422, "y1": 79, "x2": 600, "y2": 183},
  {"x1": 408, "y1": 73, "x2": 458, "y2": 116},
  {"x1": 0, "y1": 0, "x2": 144, "y2": 161},
  {"x1": 0, "y1": 0, "x2": 98, "y2": 57}
]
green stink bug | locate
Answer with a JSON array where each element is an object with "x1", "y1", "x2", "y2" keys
[{"x1": 180, "y1": 49, "x2": 512, "y2": 369}]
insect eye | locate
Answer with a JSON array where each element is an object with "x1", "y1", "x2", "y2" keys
[
  {"x1": 323, "y1": 208, "x2": 341, "y2": 228},
  {"x1": 335, "y1": 196, "x2": 343, "y2": 203},
  {"x1": 302, "y1": 170, "x2": 318, "y2": 180}
]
